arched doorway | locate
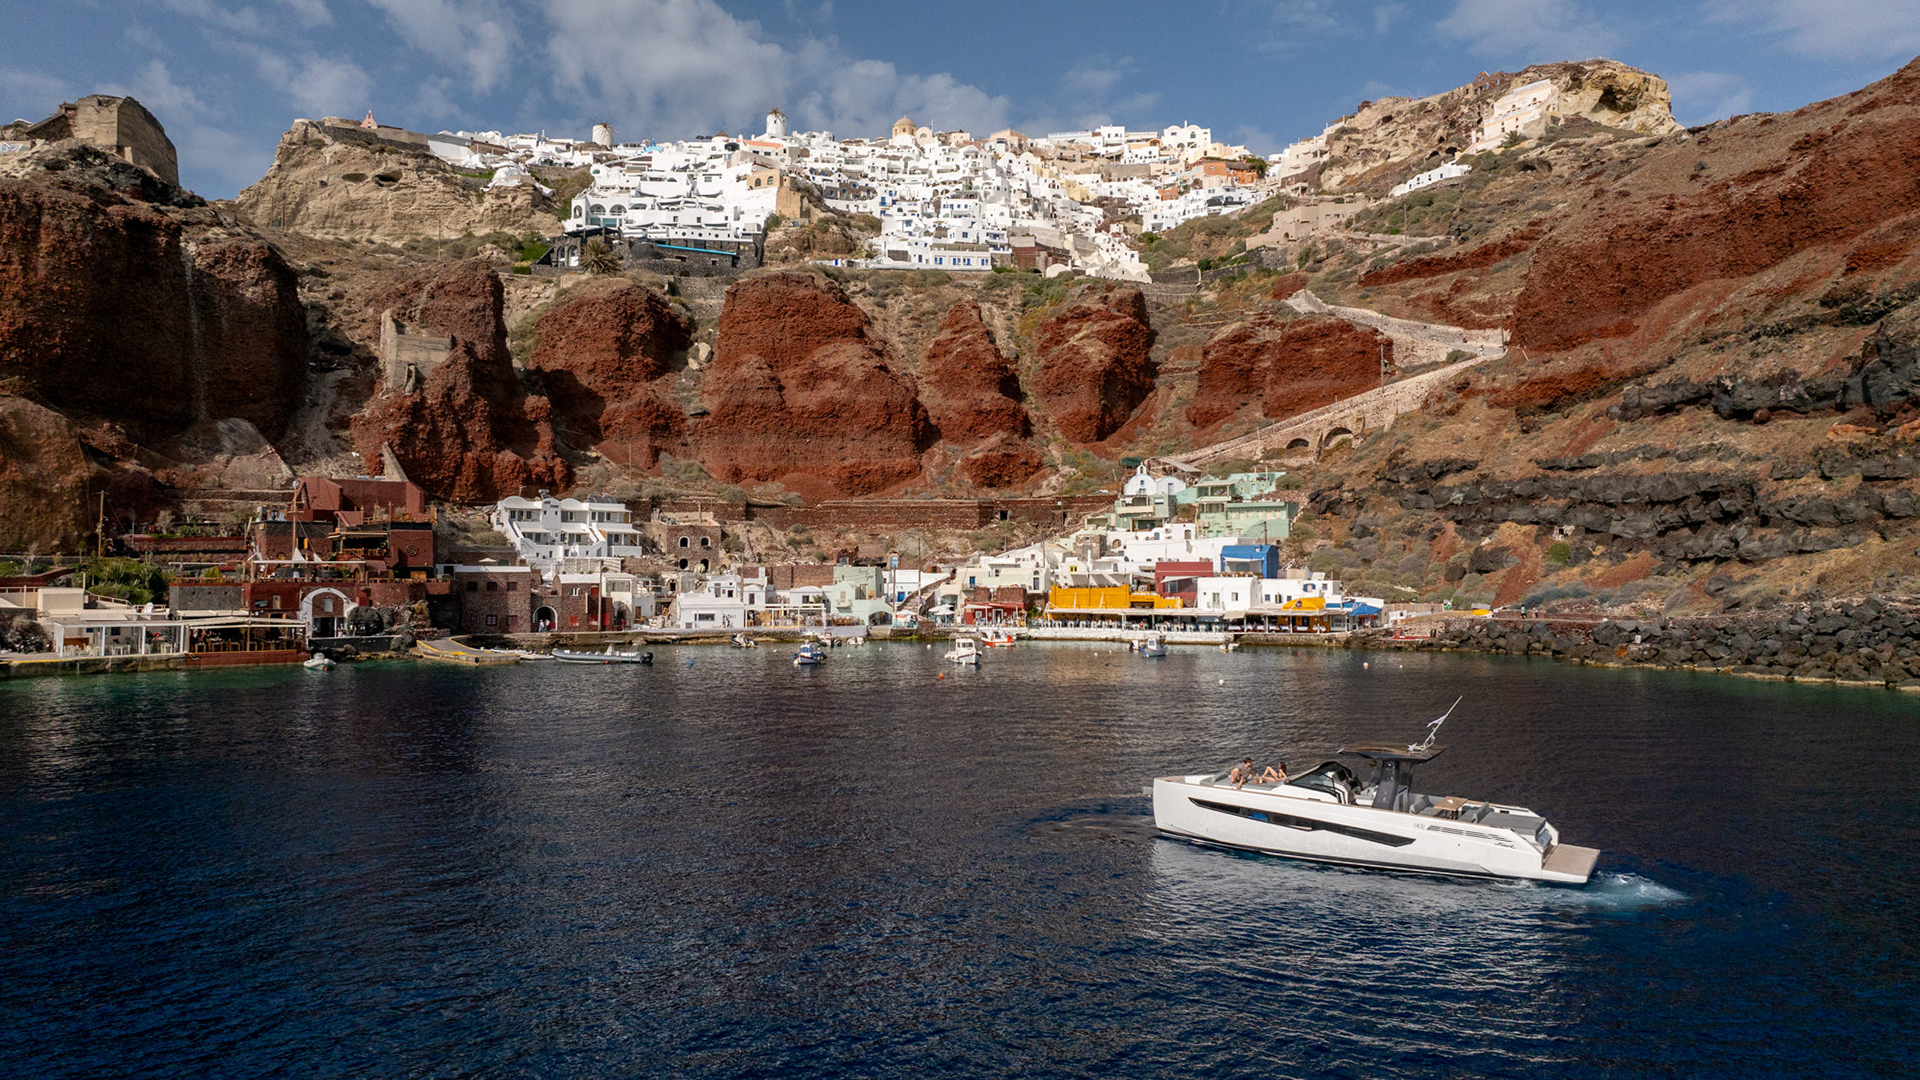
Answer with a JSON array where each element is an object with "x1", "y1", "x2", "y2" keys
[
  {"x1": 1285, "y1": 437, "x2": 1311, "y2": 451},
  {"x1": 301, "y1": 588, "x2": 354, "y2": 639},
  {"x1": 535, "y1": 605, "x2": 557, "y2": 632},
  {"x1": 1321, "y1": 427, "x2": 1353, "y2": 450},
  {"x1": 867, "y1": 610, "x2": 893, "y2": 627}
]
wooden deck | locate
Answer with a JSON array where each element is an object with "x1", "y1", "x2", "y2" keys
[{"x1": 1543, "y1": 844, "x2": 1600, "y2": 881}]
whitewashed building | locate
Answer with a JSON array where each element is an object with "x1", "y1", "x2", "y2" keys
[{"x1": 491, "y1": 495, "x2": 645, "y2": 578}]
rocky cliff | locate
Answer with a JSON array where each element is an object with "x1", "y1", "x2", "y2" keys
[
  {"x1": 0, "y1": 147, "x2": 307, "y2": 440},
  {"x1": 1186, "y1": 314, "x2": 1389, "y2": 430},
  {"x1": 1031, "y1": 286, "x2": 1156, "y2": 444},
  {"x1": 695, "y1": 272, "x2": 932, "y2": 496},
  {"x1": 1317, "y1": 59, "x2": 1680, "y2": 193},
  {"x1": 235, "y1": 119, "x2": 562, "y2": 245},
  {"x1": 525, "y1": 278, "x2": 693, "y2": 469},
  {"x1": 350, "y1": 261, "x2": 569, "y2": 502},
  {"x1": 1226, "y1": 57, "x2": 1920, "y2": 617}
]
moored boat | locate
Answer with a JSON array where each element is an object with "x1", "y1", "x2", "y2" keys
[
  {"x1": 302, "y1": 653, "x2": 335, "y2": 671},
  {"x1": 1151, "y1": 701, "x2": 1599, "y2": 884},
  {"x1": 793, "y1": 642, "x2": 827, "y2": 666},
  {"x1": 981, "y1": 628, "x2": 1017, "y2": 648},
  {"x1": 552, "y1": 644, "x2": 653, "y2": 664},
  {"x1": 731, "y1": 633, "x2": 758, "y2": 648},
  {"x1": 1138, "y1": 632, "x2": 1168, "y2": 658},
  {"x1": 944, "y1": 637, "x2": 982, "y2": 665}
]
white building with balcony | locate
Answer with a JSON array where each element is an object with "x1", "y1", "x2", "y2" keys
[{"x1": 491, "y1": 494, "x2": 645, "y2": 578}]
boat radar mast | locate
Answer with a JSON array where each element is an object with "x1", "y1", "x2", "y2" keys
[{"x1": 1410, "y1": 696, "x2": 1462, "y2": 753}]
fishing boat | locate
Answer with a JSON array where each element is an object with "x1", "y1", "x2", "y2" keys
[
  {"x1": 793, "y1": 642, "x2": 827, "y2": 666},
  {"x1": 1138, "y1": 632, "x2": 1168, "y2": 658},
  {"x1": 944, "y1": 637, "x2": 982, "y2": 666},
  {"x1": 1151, "y1": 700, "x2": 1600, "y2": 884},
  {"x1": 731, "y1": 633, "x2": 758, "y2": 648},
  {"x1": 552, "y1": 644, "x2": 653, "y2": 664},
  {"x1": 981, "y1": 628, "x2": 1017, "y2": 648},
  {"x1": 302, "y1": 652, "x2": 335, "y2": 671}
]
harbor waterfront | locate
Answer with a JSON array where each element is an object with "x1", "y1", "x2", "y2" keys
[{"x1": 3, "y1": 645, "x2": 1916, "y2": 1078}]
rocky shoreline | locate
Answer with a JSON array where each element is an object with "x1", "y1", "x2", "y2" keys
[{"x1": 1350, "y1": 599, "x2": 1920, "y2": 691}]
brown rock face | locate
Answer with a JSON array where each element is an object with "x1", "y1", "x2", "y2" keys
[
  {"x1": 1512, "y1": 58, "x2": 1920, "y2": 352},
  {"x1": 526, "y1": 279, "x2": 693, "y2": 468},
  {"x1": 1186, "y1": 314, "x2": 1389, "y2": 429},
  {"x1": 696, "y1": 272, "x2": 930, "y2": 495},
  {"x1": 1032, "y1": 286, "x2": 1155, "y2": 444},
  {"x1": 961, "y1": 433, "x2": 1044, "y2": 488},
  {"x1": 0, "y1": 396, "x2": 92, "y2": 552},
  {"x1": 235, "y1": 120, "x2": 562, "y2": 245},
  {"x1": 918, "y1": 301, "x2": 1030, "y2": 443},
  {"x1": 351, "y1": 261, "x2": 569, "y2": 502},
  {"x1": 0, "y1": 179, "x2": 307, "y2": 439}
]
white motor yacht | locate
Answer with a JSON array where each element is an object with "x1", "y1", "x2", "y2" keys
[
  {"x1": 944, "y1": 637, "x2": 982, "y2": 665},
  {"x1": 1152, "y1": 703, "x2": 1599, "y2": 884}
]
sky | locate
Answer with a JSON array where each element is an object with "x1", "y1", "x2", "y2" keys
[{"x1": 4, "y1": 0, "x2": 1918, "y2": 198}]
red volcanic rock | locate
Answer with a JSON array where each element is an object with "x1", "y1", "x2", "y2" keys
[
  {"x1": 1359, "y1": 226, "x2": 1542, "y2": 289},
  {"x1": 0, "y1": 396, "x2": 92, "y2": 552},
  {"x1": 526, "y1": 279, "x2": 693, "y2": 467},
  {"x1": 961, "y1": 432, "x2": 1044, "y2": 488},
  {"x1": 0, "y1": 180, "x2": 307, "y2": 439},
  {"x1": 1186, "y1": 314, "x2": 1389, "y2": 429},
  {"x1": 696, "y1": 272, "x2": 930, "y2": 495},
  {"x1": 918, "y1": 301, "x2": 1030, "y2": 443},
  {"x1": 1031, "y1": 286, "x2": 1155, "y2": 443},
  {"x1": 1512, "y1": 58, "x2": 1920, "y2": 352},
  {"x1": 351, "y1": 261, "x2": 569, "y2": 501}
]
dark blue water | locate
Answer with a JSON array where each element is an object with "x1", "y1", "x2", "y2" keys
[{"x1": 2, "y1": 645, "x2": 1917, "y2": 1078}]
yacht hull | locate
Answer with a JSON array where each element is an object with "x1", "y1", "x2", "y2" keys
[{"x1": 1152, "y1": 777, "x2": 1595, "y2": 884}]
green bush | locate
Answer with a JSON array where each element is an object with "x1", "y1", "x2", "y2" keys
[{"x1": 1546, "y1": 542, "x2": 1571, "y2": 565}]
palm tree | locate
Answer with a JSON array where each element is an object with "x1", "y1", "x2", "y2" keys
[{"x1": 582, "y1": 238, "x2": 621, "y2": 275}]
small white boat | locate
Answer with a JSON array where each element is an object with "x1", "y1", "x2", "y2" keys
[
  {"x1": 302, "y1": 653, "x2": 335, "y2": 671},
  {"x1": 515, "y1": 649, "x2": 555, "y2": 661},
  {"x1": 981, "y1": 628, "x2": 1017, "y2": 648},
  {"x1": 1152, "y1": 700, "x2": 1599, "y2": 884},
  {"x1": 1219, "y1": 641, "x2": 1240, "y2": 653},
  {"x1": 731, "y1": 633, "x2": 758, "y2": 648},
  {"x1": 943, "y1": 637, "x2": 982, "y2": 665},
  {"x1": 552, "y1": 644, "x2": 653, "y2": 665},
  {"x1": 793, "y1": 642, "x2": 827, "y2": 666},
  {"x1": 1138, "y1": 633, "x2": 1168, "y2": 658}
]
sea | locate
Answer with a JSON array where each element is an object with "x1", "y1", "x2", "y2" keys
[{"x1": 2, "y1": 643, "x2": 1916, "y2": 1079}]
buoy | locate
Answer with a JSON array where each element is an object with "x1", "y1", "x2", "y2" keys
[
  {"x1": 1363, "y1": 661, "x2": 1370, "y2": 669},
  {"x1": 1218, "y1": 678, "x2": 1225, "y2": 685},
  {"x1": 938, "y1": 673, "x2": 945, "y2": 680}
]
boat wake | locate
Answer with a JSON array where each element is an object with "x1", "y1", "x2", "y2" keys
[{"x1": 1564, "y1": 872, "x2": 1688, "y2": 911}]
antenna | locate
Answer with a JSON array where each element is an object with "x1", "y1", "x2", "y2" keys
[{"x1": 1410, "y1": 696, "x2": 1462, "y2": 752}]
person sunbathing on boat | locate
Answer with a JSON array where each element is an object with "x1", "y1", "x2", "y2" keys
[{"x1": 1259, "y1": 762, "x2": 1288, "y2": 784}]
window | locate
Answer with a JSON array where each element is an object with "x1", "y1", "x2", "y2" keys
[
  {"x1": 486, "y1": 581, "x2": 498, "y2": 591},
  {"x1": 486, "y1": 615, "x2": 497, "y2": 626},
  {"x1": 466, "y1": 581, "x2": 478, "y2": 592},
  {"x1": 699, "y1": 537, "x2": 711, "y2": 548},
  {"x1": 506, "y1": 581, "x2": 517, "y2": 591},
  {"x1": 679, "y1": 537, "x2": 690, "y2": 548}
]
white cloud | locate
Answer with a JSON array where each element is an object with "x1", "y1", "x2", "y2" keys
[
  {"x1": 1436, "y1": 0, "x2": 1618, "y2": 61},
  {"x1": 1705, "y1": 0, "x2": 1920, "y2": 61},
  {"x1": 274, "y1": 0, "x2": 332, "y2": 27},
  {"x1": 1271, "y1": 0, "x2": 1342, "y2": 33},
  {"x1": 542, "y1": 0, "x2": 1008, "y2": 140},
  {"x1": 1062, "y1": 60, "x2": 1126, "y2": 97},
  {"x1": 105, "y1": 59, "x2": 271, "y2": 190},
  {"x1": 0, "y1": 67, "x2": 71, "y2": 118},
  {"x1": 365, "y1": 0, "x2": 518, "y2": 94},
  {"x1": 1666, "y1": 70, "x2": 1753, "y2": 124},
  {"x1": 1373, "y1": 3, "x2": 1409, "y2": 33}
]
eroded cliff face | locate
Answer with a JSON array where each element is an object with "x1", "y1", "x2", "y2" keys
[
  {"x1": 1031, "y1": 286, "x2": 1156, "y2": 444},
  {"x1": 695, "y1": 272, "x2": 931, "y2": 496},
  {"x1": 0, "y1": 163, "x2": 306, "y2": 440},
  {"x1": 525, "y1": 279, "x2": 693, "y2": 469},
  {"x1": 235, "y1": 119, "x2": 562, "y2": 245},
  {"x1": 1318, "y1": 59, "x2": 1681, "y2": 192},
  {"x1": 0, "y1": 397, "x2": 93, "y2": 552},
  {"x1": 1186, "y1": 314, "x2": 1389, "y2": 430},
  {"x1": 350, "y1": 261, "x2": 569, "y2": 502}
]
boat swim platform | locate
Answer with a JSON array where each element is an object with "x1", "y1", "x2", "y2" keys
[
  {"x1": 1543, "y1": 844, "x2": 1601, "y2": 881},
  {"x1": 414, "y1": 638, "x2": 520, "y2": 665}
]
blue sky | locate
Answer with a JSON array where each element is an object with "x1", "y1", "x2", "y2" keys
[{"x1": 4, "y1": 0, "x2": 1918, "y2": 198}]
